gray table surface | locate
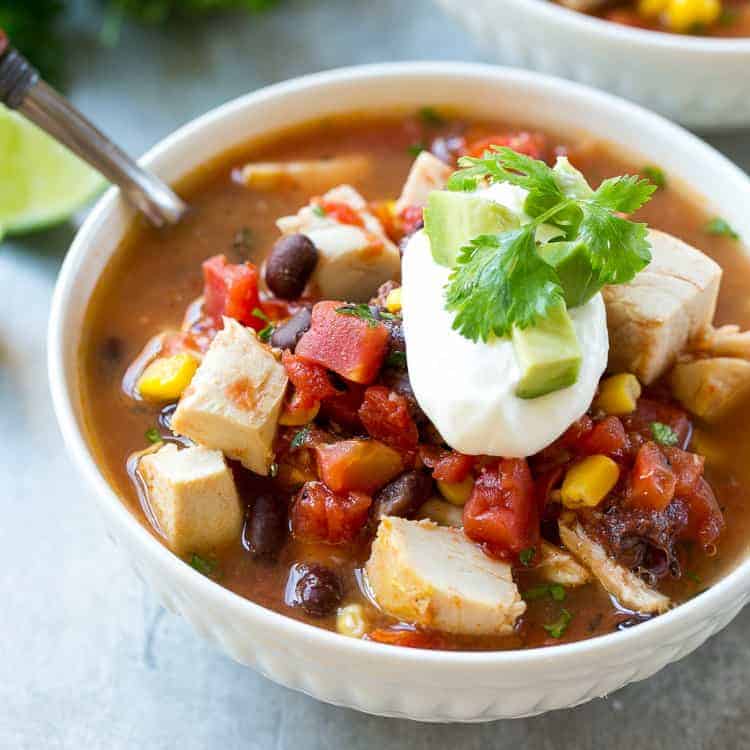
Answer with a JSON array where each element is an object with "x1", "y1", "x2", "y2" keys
[{"x1": 2, "y1": 1, "x2": 750, "y2": 747}]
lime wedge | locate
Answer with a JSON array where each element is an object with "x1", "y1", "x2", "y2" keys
[{"x1": 0, "y1": 104, "x2": 104, "y2": 236}]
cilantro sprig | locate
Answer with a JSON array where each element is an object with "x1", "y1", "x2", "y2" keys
[
  {"x1": 650, "y1": 421, "x2": 679, "y2": 447},
  {"x1": 443, "y1": 147, "x2": 656, "y2": 343}
]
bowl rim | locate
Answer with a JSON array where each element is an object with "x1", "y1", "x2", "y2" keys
[
  {"x1": 494, "y1": 0, "x2": 750, "y2": 53},
  {"x1": 48, "y1": 61, "x2": 750, "y2": 671}
]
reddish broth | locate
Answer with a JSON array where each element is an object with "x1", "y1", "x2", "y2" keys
[{"x1": 80, "y1": 113, "x2": 750, "y2": 649}]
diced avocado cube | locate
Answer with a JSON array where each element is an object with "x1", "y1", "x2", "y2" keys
[
  {"x1": 512, "y1": 301, "x2": 582, "y2": 399},
  {"x1": 424, "y1": 190, "x2": 518, "y2": 267},
  {"x1": 539, "y1": 241, "x2": 599, "y2": 308}
]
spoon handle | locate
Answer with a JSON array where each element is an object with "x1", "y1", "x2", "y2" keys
[{"x1": 0, "y1": 31, "x2": 187, "y2": 228}]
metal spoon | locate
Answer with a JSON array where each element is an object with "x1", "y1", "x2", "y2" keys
[{"x1": 0, "y1": 30, "x2": 187, "y2": 228}]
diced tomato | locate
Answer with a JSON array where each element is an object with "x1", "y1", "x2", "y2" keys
[
  {"x1": 622, "y1": 398, "x2": 692, "y2": 449},
  {"x1": 680, "y1": 477, "x2": 724, "y2": 548},
  {"x1": 463, "y1": 458, "x2": 539, "y2": 560},
  {"x1": 295, "y1": 301, "x2": 390, "y2": 384},
  {"x1": 578, "y1": 416, "x2": 630, "y2": 460},
  {"x1": 319, "y1": 382, "x2": 366, "y2": 429},
  {"x1": 316, "y1": 439, "x2": 403, "y2": 494},
  {"x1": 418, "y1": 446, "x2": 475, "y2": 482},
  {"x1": 399, "y1": 205, "x2": 424, "y2": 235},
  {"x1": 626, "y1": 442, "x2": 676, "y2": 512},
  {"x1": 291, "y1": 481, "x2": 371, "y2": 544},
  {"x1": 358, "y1": 386, "x2": 419, "y2": 452},
  {"x1": 282, "y1": 350, "x2": 339, "y2": 408},
  {"x1": 664, "y1": 447, "x2": 705, "y2": 497},
  {"x1": 202, "y1": 254, "x2": 264, "y2": 330},
  {"x1": 465, "y1": 131, "x2": 548, "y2": 161},
  {"x1": 558, "y1": 415, "x2": 594, "y2": 449},
  {"x1": 316, "y1": 200, "x2": 365, "y2": 227},
  {"x1": 365, "y1": 627, "x2": 447, "y2": 650}
]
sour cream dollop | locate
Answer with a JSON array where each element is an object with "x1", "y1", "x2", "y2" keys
[{"x1": 401, "y1": 227, "x2": 609, "y2": 458}]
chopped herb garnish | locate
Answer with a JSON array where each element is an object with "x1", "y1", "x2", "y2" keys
[
  {"x1": 650, "y1": 421, "x2": 679, "y2": 447},
  {"x1": 407, "y1": 142, "x2": 427, "y2": 157},
  {"x1": 523, "y1": 583, "x2": 566, "y2": 602},
  {"x1": 519, "y1": 547, "x2": 536, "y2": 567},
  {"x1": 312, "y1": 204, "x2": 327, "y2": 218},
  {"x1": 705, "y1": 216, "x2": 739, "y2": 240},
  {"x1": 145, "y1": 427, "x2": 161, "y2": 444},
  {"x1": 252, "y1": 307, "x2": 269, "y2": 322},
  {"x1": 418, "y1": 106, "x2": 445, "y2": 126},
  {"x1": 190, "y1": 553, "x2": 217, "y2": 577},
  {"x1": 444, "y1": 148, "x2": 655, "y2": 343},
  {"x1": 232, "y1": 227, "x2": 254, "y2": 253},
  {"x1": 335, "y1": 303, "x2": 380, "y2": 328},
  {"x1": 378, "y1": 310, "x2": 400, "y2": 321},
  {"x1": 290, "y1": 425, "x2": 311, "y2": 450},
  {"x1": 258, "y1": 323, "x2": 275, "y2": 343},
  {"x1": 642, "y1": 165, "x2": 666, "y2": 189},
  {"x1": 543, "y1": 608, "x2": 573, "y2": 638},
  {"x1": 685, "y1": 570, "x2": 702, "y2": 584},
  {"x1": 386, "y1": 350, "x2": 407, "y2": 369}
]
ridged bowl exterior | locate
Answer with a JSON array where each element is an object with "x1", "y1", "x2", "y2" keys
[
  {"x1": 436, "y1": 0, "x2": 750, "y2": 130},
  {"x1": 49, "y1": 63, "x2": 750, "y2": 722}
]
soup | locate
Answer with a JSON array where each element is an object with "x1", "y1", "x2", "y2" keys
[
  {"x1": 553, "y1": 0, "x2": 750, "y2": 36},
  {"x1": 80, "y1": 112, "x2": 750, "y2": 650}
]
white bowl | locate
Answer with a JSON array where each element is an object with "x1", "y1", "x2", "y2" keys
[
  {"x1": 49, "y1": 62, "x2": 750, "y2": 722},
  {"x1": 435, "y1": 0, "x2": 750, "y2": 130}
]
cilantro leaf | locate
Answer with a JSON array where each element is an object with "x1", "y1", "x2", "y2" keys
[
  {"x1": 519, "y1": 546, "x2": 537, "y2": 567},
  {"x1": 642, "y1": 165, "x2": 666, "y2": 189},
  {"x1": 705, "y1": 217, "x2": 739, "y2": 240},
  {"x1": 408, "y1": 142, "x2": 427, "y2": 157},
  {"x1": 418, "y1": 107, "x2": 444, "y2": 126},
  {"x1": 290, "y1": 424, "x2": 311, "y2": 450},
  {"x1": 445, "y1": 227, "x2": 565, "y2": 341},
  {"x1": 591, "y1": 175, "x2": 657, "y2": 214},
  {"x1": 577, "y1": 203, "x2": 652, "y2": 285},
  {"x1": 385, "y1": 350, "x2": 407, "y2": 369},
  {"x1": 190, "y1": 553, "x2": 218, "y2": 577},
  {"x1": 523, "y1": 583, "x2": 566, "y2": 602},
  {"x1": 543, "y1": 608, "x2": 573, "y2": 638},
  {"x1": 335, "y1": 304, "x2": 380, "y2": 327},
  {"x1": 144, "y1": 427, "x2": 162, "y2": 444},
  {"x1": 650, "y1": 421, "x2": 679, "y2": 447}
]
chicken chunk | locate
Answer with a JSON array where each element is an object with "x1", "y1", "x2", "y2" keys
[
  {"x1": 276, "y1": 184, "x2": 400, "y2": 302},
  {"x1": 235, "y1": 155, "x2": 371, "y2": 193},
  {"x1": 671, "y1": 357, "x2": 750, "y2": 422},
  {"x1": 137, "y1": 443, "x2": 242, "y2": 556},
  {"x1": 536, "y1": 541, "x2": 591, "y2": 587},
  {"x1": 559, "y1": 517, "x2": 670, "y2": 614},
  {"x1": 365, "y1": 517, "x2": 526, "y2": 636},
  {"x1": 694, "y1": 324, "x2": 750, "y2": 359},
  {"x1": 171, "y1": 318, "x2": 287, "y2": 475},
  {"x1": 394, "y1": 151, "x2": 452, "y2": 215},
  {"x1": 603, "y1": 229, "x2": 721, "y2": 384}
]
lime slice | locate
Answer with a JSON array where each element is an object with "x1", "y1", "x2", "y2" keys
[{"x1": 0, "y1": 104, "x2": 105, "y2": 236}]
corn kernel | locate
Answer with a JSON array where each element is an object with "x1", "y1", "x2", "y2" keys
[
  {"x1": 437, "y1": 475, "x2": 474, "y2": 506},
  {"x1": 561, "y1": 455, "x2": 620, "y2": 509},
  {"x1": 279, "y1": 400, "x2": 320, "y2": 426},
  {"x1": 137, "y1": 353, "x2": 198, "y2": 402},
  {"x1": 595, "y1": 373, "x2": 641, "y2": 416},
  {"x1": 416, "y1": 498, "x2": 464, "y2": 528},
  {"x1": 638, "y1": 0, "x2": 669, "y2": 16},
  {"x1": 385, "y1": 287, "x2": 402, "y2": 314},
  {"x1": 336, "y1": 603, "x2": 368, "y2": 638},
  {"x1": 664, "y1": 0, "x2": 720, "y2": 31}
]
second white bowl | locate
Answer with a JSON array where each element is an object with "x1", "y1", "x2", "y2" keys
[{"x1": 436, "y1": 0, "x2": 750, "y2": 130}]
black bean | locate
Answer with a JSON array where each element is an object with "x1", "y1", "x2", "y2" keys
[
  {"x1": 265, "y1": 233, "x2": 318, "y2": 299},
  {"x1": 242, "y1": 493, "x2": 288, "y2": 560},
  {"x1": 372, "y1": 470, "x2": 433, "y2": 522},
  {"x1": 270, "y1": 307, "x2": 312, "y2": 351},
  {"x1": 293, "y1": 564, "x2": 343, "y2": 617}
]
